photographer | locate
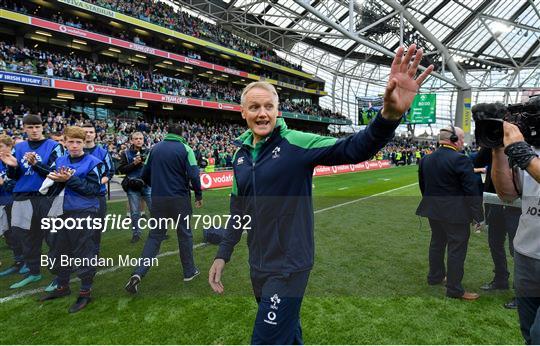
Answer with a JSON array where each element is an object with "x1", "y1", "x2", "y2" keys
[
  {"x1": 492, "y1": 121, "x2": 540, "y2": 344},
  {"x1": 118, "y1": 132, "x2": 152, "y2": 243}
]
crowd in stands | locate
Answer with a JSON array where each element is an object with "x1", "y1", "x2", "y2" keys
[
  {"x1": 43, "y1": 4, "x2": 307, "y2": 86},
  {"x1": 0, "y1": 102, "x2": 385, "y2": 172},
  {"x1": 85, "y1": 0, "x2": 303, "y2": 72},
  {"x1": 0, "y1": 103, "x2": 244, "y2": 169},
  {"x1": 281, "y1": 99, "x2": 347, "y2": 120},
  {"x1": 0, "y1": 42, "x2": 344, "y2": 120},
  {"x1": 111, "y1": 117, "x2": 242, "y2": 169},
  {"x1": 380, "y1": 137, "x2": 478, "y2": 165},
  {"x1": 0, "y1": 0, "x2": 303, "y2": 74},
  {"x1": 1, "y1": 102, "x2": 483, "y2": 175},
  {"x1": 0, "y1": 42, "x2": 242, "y2": 103}
]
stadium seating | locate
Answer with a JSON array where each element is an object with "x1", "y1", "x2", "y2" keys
[
  {"x1": 83, "y1": 0, "x2": 303, "y2": 71},
  {"x1": 0, "y1": 41, "x2": 344, "y2": 120}
]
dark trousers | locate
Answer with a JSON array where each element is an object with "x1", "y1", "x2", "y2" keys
[
  {"x1": 485, "y1": 204, "x2": 520, "y2": 286},
  {"x1": 250, "y1": 269, "x2": 310, "y2": 345},
  {"x1": 3, "y1": 229, "x2": 23, "y2": 263},
  {"x1": 3, "y1": 204, "x2": 23, "y2": 263},
  {"x1": 92, "y1": 195, "x2": 107, "y2": 255},
  {"x1": 515, "y1": 252, "x2": 540, "y2": 345},
  {"x1": 15, "y1": 198, "x2": 53, "y2": 275},
  {"x1": 55, "y1": 212, "x2": 97, "y2": 290},
  {"x1": 427, "y1": 219, "x2": 470, "y2": 297},
  {"x1": 133, "y1": 197, "x2": 196, "y2": 278}
]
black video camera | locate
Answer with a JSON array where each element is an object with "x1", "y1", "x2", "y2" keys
[{"x1": 472, "y1": 96, "x2": 540, "y2": 148}]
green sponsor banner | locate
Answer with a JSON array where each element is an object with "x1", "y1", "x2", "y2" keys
[{"x1": 407, "y1": 93, "x2": 436, "y2": 124}]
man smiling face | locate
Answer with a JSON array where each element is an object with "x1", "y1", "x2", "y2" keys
[{"x1": 240, "y1": 84, "x2": 279, "y2": 145}]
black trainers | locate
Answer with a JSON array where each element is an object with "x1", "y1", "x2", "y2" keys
[
  {"x1": 480, "y1": 281, "x2": 509, "y2": 291},
  {"x1": 39, "y1": 286, "x2": 72, "y2": 302},
  {"x1": 504, "y1": 297, "x2": 518, "y2": 309},
  {"x1": 69, "y1": 294, "x2": 91, "y2": 313},
  {"x1": 125, "y1": 274, "x2": 141, "y2": 294},
  {"x1": 131, "y1": 235, "x2": 140, "y2": 243},
  {"x1": 183, "y1": 269, "x2": 200, "y2": 282}
]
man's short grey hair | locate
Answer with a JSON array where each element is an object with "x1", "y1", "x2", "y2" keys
[
  {"x1": 438, "y1": 125, "x2": 463, "y2": 142},
  {"x1": 131, "y1": 131, "x2": 144, "y2": 139},
  {"x1": 240, "y1": 81, "x2": 279, "y2": 106}
]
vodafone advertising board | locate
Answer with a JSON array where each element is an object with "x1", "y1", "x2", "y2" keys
[
  {"x1": 52, "y1": 79, "x2": 242, "y2": 111},
  {"x1": 313, "y1": 160, "x2": 391, "y2": 176},
  {"x1": 199, "y1": 160, "x2": 392, "y2": 190},
  {"x1": 200, "y1": 171, "x2": 234, "y2": 190}
]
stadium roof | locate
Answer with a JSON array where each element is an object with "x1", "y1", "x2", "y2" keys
[{"x1": 174, "y1": 0, "x2": 540, "y2": 128}]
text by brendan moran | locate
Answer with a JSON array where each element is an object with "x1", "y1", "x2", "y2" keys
[{"x1": 40, "y1": 255, "x2": 159, "y2": 270}]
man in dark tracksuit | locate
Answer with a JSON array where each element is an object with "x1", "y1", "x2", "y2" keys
[
  {"x1": 40, "y1": 126, "x2": 103, "y2": 313},
  {"x1": 474, "y1": 147, "x2": 520, "y2": 308},
  {"x1": 125, "y1": 125, "x2": 203, "y2": 294},
  {"x1": 416, "y1": 126, "x2": 484, "y2": 300},
  {"x1": 0, "y1": 114, "x2": 63, "y2": 289},
  {"x1": 82, "y1": 124, "x2": 115, "y2": 254},
  {"x1": 208, "y1": 44, "x2": 434, "y2": 344}
]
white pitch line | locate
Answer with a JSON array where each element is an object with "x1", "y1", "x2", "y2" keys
[
  {"x1": 314, "y1": 182, "x2": 418, "y2": 214},
  {"x1": 0, "y1": 244, "x2": 207, "y2": 304},
  {"x1": 95, "y1": 243, "x2": 207, "y2": 277},
  {"x1": 337, "y1": 187, "x2": 349, "y2": 191},
  {"x1": 0, "y1": 182, "x2": 418, "y2": 303},
  {"x1": 109, "y1": 186, "x2": 234, "y2": 203}
]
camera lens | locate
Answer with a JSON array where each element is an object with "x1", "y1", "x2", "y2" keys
[{"x1": 475, "y1": 120, "x2": 503, "y2": 148}]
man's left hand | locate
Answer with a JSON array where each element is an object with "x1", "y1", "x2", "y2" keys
[
  {"x1": 503, "y1": 121, "x2": 525, "y2": 147},
  {"x1": 381, "y1": 44, "x2": 434, "y2": 121}
]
